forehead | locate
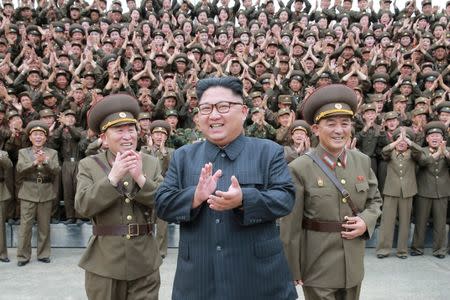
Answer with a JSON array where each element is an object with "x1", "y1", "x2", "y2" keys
[
  {"x1": 319, "y1": 115, "x2": 352, "y2": 124},
  {"x1": 106, "y1": 123, "x2": 137, "y2": 132},
  {"x1": 199, "y1": 86, "x2": 241, "y2": 103}
]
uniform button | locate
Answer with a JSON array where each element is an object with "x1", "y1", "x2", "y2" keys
[
  {"x1": 400, "y1": 170, "x2": 403, "y2": 173},
  {"x1": 123, "y1": 181, "x2": 129, "y2": 187},
  {"x1": 400, "y1": 177, "x2": 403, "y2": 180},
  {"x1": 399, "y1": 164, "x2": 402, "y2": 167},
  {"x1": 341, "y1": 179, "x2": 346, "y2": 184},
  {"x1": 127, "y1": 215, "x2": 132, "y2": 221},
  {"x1": 221, "y1": 153, "x2": 226, "y2": 158},
  {"x1": 342, "y1": 198, "x2": 347, "y2": 203},
  {"x1": 436, "y1": 176, "x2": 439, "y2": 179},
  {"x1": 216, "y1": 245, "x2": 222, "y2": 251},
  {"x1": 215, "y1": 218, "x2": 220, "y2": 224},
  {"x1": 435, "y1": 169, "x2": 439, "y2": 172},
  {"x1": 337, "y1": 162, "x2": 342, "y2": 167},
  {"x1": 126, "y1": 234, "x2": 131, "y2": 239},
  {"x1": 125, "y1": 198, "x2": 131, "y2": 204}
]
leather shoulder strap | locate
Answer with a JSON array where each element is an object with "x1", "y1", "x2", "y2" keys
[{"x1": 305, "y1": 151, "x2": 359, "y2": 216}]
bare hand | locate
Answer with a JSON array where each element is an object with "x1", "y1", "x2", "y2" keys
[
  {"x1": 341, "y1": 216, "x2": 367, "y2": 239},
  {"x1": 207, "y1": 176, "x2": 243, "y2": 211},
  {"x1": 193, "y1": 163, "x2": 222, "y2": 208}
]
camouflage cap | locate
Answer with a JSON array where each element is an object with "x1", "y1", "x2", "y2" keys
[
  {"x1": 138, "y1": 112, "x2": 151, "y2": 120},
  {"x1": 278, "y1": 95, "x2": 292, "y2": 104},
  {"x1": 165, "y1": 109, "x2": 178, "y2": 118},
  {"x1": 277, "y1": 108, "x2": 290, "y2": 117}
]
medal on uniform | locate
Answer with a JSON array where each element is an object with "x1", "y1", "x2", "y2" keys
[{"x1": 317, "y1": 178, "x2": 324, "y2": 187}]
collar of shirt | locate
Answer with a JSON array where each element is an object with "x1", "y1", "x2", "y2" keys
[
  {"x1": 315, "y1": 144, "x2": 347, "y2": 170},
  {"x1": 204, "y1": 134, "x2": 246, "y2": 162}
]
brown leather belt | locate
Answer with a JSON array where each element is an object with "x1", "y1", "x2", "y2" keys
[
  {"x1": 302, "y1": 217, "x2": 344, "y2": 232},
  {"x1": 93, "y1": 223, "x2": 153, "y2": 237},
  {"x1": 23, "y1": 176, "x2": 52, "y2": 183}
]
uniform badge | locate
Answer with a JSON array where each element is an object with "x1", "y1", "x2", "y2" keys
[
  {"x1": 119, "y1": 112, "x2": 127, "y2": 118},
  {"x1": 335, "y1": 103, "x2": 343, "y2": 109},
  {"x1": 357, "y1": 176, "x2": 365, "y2": 182},
  {"x1": 317, "y1": 178, "x2": 324, "y2": 187}
]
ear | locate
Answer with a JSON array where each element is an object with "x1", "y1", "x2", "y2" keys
[
  {"x1": 241, "y1": 105, "x2": 249, "y2": 121},
  {"x1": 311, "y1": 123, "x2": 319, "y2": 137}
]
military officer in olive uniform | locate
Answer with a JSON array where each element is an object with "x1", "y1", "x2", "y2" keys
[
  {"x1": 75, "y1": 94, "x2": 163, "y2": 300},
  {"x1": 411, "y1": 121, "x2": 450, "y2": 259},
  {"x1": 0, "y1": 150, "x2": 13, "y2": 263},
  {"x1": 16, "y1": 121, "x2": 60, "y2": 266},
  {"x1": 141, "y1": 120, "x2": 175, "y2": 259},
  {"x1": 280, "y1": 85, "x2": 382, "y2": 300}
]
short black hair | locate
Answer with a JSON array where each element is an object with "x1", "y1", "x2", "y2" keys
[{"x1": 196, "y1": 76, "x2": 243, "y2": 102}]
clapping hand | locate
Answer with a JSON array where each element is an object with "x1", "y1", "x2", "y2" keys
[
  {"x1": 208, "y1": 176, "x2": 243, "y2": 211},
  {"x1": 193, "y1": 163, "x2": 222, "y2": 208}
]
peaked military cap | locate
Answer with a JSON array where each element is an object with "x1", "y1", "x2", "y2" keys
[
  {"x1": 165, "y1": 109, "x2": 178, "y2": 117},
  {"x1": 277, "y1": 108, "x2": 290, "y2": 117},
  {"x1": 88, "y1": 94, "x2": 140, "y2": 134},
  {"x1": 26, "y1": 120, "x2": 49, "y2": 136},
  {"x1": 149, "y1": 120, "x2": 171, "y2": 135},
  {"x1": 302, "y1": 84, "x2": 357, "y2": 125},
  {"x1": 424, "y1": 121, "x2": 446, "y2": 136},
  {"x1": 290, "y1": 120, "x2": 311, "y2": 136}
]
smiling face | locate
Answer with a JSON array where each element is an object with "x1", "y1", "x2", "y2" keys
[
  {"x1": 101, "y1": 123, "x2": 137, "y2": 155},
  {"x1": 198, "y1": 86, "x2": 248, "y2": 147},
  {"x1": 426, "y1": 132, "x2": 443, "y2": 149},
  {"x1": 313, "y1": 115, "x2": 352, "y2": 157},
  {"x1": 29, "y1": 130, "x2": 47, "y2": 148}
]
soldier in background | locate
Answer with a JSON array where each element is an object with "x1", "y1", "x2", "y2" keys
[
  {"x1": 16, "y1": 121, "x2": 60, "y2": 266},
  {"x1": 0, "y1": 150, "x2": 13, "y2": 263},
  {"x1": 283, "y1": 120, "x2": 311, "y2": 163},
  {"x1": 52, "y1": 110, "x2": 83, "y2": 224},
  {"x1": 411, "y1": 121, "x2": 450, "y2": 259},
  {"x1": 141, "y1": 120, "x2": 174, "y2": 259}
]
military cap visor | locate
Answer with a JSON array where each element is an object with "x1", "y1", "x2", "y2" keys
[
  {"x1": 424, "y1": 121, "x2": 446, "y2": 136},
  {"x1": 149, "y1": 120, "x2": 171, "y2": 135},
  {"x1": 291, "y1": 120, "x2": 311, "y2": 136},
  {"x1": 88, "y1": 94, "x2": 140, "y2": 134},
  {"x1": 302, "y1": 84, "x2": 357, "y2": 125}
]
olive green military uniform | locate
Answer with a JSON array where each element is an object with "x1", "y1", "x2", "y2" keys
[
  {"x1": 411, "y1": 122, "x2": 450, "y2": 258},
  {"x1": 75, "y1": 94, "x2": 163, "y2": 300},
  {"x1": 376, "y1": 128, "x2": 422, "y2": 258},
  {"x1": 16, "y1": 139, "x2": 60, "y2": 263},
  {"x1": 0, "y1": 150, "x2": 13, "y2": 262},
  {"x1": 281, "y1": 85, "x2": 382, "y2": 300},
  {"x1": 140, "y1": 120, "x2": 175, "y2": 259},
  {"x1": 52, "y1": 113, "x2": 84, "y2": 221}
]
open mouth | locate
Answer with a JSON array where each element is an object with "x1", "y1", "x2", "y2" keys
[{"x1": 210, "y1": 124, "x2": 224, "y2": 128}]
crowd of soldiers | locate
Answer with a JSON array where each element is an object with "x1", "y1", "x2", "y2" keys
[{"x1": 0, "y1": 0, "x2": 449, "y2": 264}]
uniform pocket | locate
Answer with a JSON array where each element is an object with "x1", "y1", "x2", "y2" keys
[
  {"x1": 254, "y1": 238, "x2": 283, "y2": 258},
  {"x1": 355, "y1": 182, "x2": 369, "y2": 192}
]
